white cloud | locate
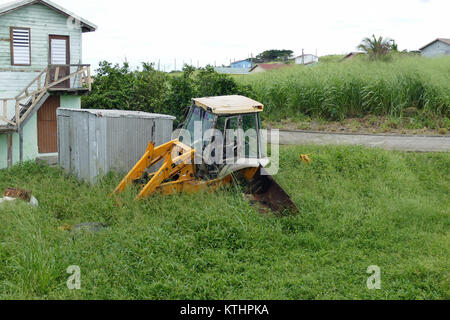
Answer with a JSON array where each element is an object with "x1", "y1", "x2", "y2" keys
[{"x1": 1, "y1": 0, "x2": 449, "y2": 70}]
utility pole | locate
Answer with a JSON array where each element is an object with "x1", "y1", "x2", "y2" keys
[
  {"x1": 158, "y1": 59, "x2": 160, "y2": 71},
  {"x1": 174, "y1": 59, "x2": 177, "y2": 71},
  {"x1": 302, "y1": 48, "x2": 304, "y2": 65}
]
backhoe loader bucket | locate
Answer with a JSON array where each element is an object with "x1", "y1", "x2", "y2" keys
[{"x1": 245, "y1": 167, "x2": 299, "y2": 215}]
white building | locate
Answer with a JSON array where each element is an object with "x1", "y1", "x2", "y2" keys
[
  {"x1": 419, "y1": 38, "x2": 450, "y2": 58},
  {"x1": 294, "y1": 54, "x2": 319, "y2": 65}
]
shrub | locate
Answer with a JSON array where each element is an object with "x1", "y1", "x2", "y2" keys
[{"x1": 82, "y1": 63, "x2": 253, "y2": 126}]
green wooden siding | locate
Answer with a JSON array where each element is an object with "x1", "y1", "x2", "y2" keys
[
  {"x1": 0, "y1": 2, "x2": 82, "y2": 99},
  {"x1": 0, "y1": 2, "x2": 85, "y2": 168}
]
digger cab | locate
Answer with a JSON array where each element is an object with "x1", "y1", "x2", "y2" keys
[{"x1": 179, "y1": 95, "x2": 270, "y2": 178}]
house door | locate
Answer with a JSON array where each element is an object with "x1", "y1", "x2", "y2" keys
[
  {"x1": 49, "y1": 35, "x2": 70, "y2": 88},
  {"x1": 37, "y1": 96, "x2": 60, "y2": 153}
]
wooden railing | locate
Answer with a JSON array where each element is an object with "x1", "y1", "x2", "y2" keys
[
  {"x1": 0, "y1": 64, "x2": 91, "y2": 129},
  {"x1": 0, "y1": 98, "x2": 15, "y2": 127}
]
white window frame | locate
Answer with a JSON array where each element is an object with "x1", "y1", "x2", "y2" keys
[{"x1": 10, "y1": 27, "x2": 31, "y2": 66}]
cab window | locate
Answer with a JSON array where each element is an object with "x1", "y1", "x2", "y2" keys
[
  {"x1": 242, "y1": 114, "x2": 258, "y2": 158},
  {"x1": 182, "y1": 106, "x2": 215, "y2": 147}
]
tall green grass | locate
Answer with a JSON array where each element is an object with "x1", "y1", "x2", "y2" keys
[
  {"x1": 236, "y1": 56, "x2": 450, "y2": 121},
  {"x1": 0, "y1": 146, "x2": 448, "y2": 299}
]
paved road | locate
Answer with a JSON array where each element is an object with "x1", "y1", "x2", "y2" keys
[{"x1": 269, "y1": 130, "x2": 450, "y2": 152}]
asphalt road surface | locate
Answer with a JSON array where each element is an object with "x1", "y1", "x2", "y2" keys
[{"x1": 269, "y1": 130, "x2": 450, "y2": 152}]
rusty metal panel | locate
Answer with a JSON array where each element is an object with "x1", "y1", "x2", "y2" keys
[{"x1": 57, "y1": 109, "x2": 175, "y2": 183}]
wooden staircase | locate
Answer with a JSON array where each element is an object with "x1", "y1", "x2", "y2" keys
[{"x1": 0, "y1": 64, "x2": 91, "y2": 167}]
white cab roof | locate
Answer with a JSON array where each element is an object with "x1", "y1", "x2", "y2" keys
[{"x1": 193, "y1": 95, "x2": 264, "y2": 115}]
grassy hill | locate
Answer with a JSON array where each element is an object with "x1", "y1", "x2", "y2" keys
[{"x1": 0, "y1": 145, "x2": 448, "y2": 299}]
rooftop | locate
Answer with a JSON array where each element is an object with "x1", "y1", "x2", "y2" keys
[
  {"x1": 231, "y1": 59, "x2": 252, "y2": 65},
  {"x1": 250, "y1": 63, "x2": 291, "y2": 72},
  {"x1": 419, "y1": 38, "x2": 450, "y2": 50},
  {"x1": 0, "y1": 0, "x2": 97, "y2": 32},
  {"x1": 193, "y1": 95, "x2": 264, "y2": 115},
  {"x1": 294, "y1": 54, "x2": 318, "y2": 58},
  {"x1": 214, "y1": 67, "x2": 250, "y2": 75},
  {"x1": 57, "y1": 109, "x2": 176, "y2": 120}
]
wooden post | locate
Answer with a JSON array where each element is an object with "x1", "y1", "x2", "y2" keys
[
  {"x1": 7, "y1": 133, "x2": 12, "y2": 168},
  {"x1": 15, "y1": 100, "x2": 20, "y2": 126},
  {"x1": 78, "y1": 68, "x2": 83, "y2": 88},
  {"x1": 87, "y1": 67, "x2": 91, "y2": 91},
  {"x1": 54, "y1": 66, "x2": 60, "y2": 82},
  {"x1": 19, "y1": 126, "x2": 23, "y2": 163},
  {"x1": 45, "y1": 68, "x2": 49, "y2": 87},
  {"x1": 2, "y1": 99, "x2": 6, "y2": 121}
]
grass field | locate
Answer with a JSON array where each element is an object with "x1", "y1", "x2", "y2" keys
[
  {"x1": 236, "y1": 56, "x2": 450, "y2": 129},
  {"x1": 0, "y1": 145, "x2": 448, "y2": 299}
]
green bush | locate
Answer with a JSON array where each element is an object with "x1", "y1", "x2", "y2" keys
[{"x1": 82, "y1": 63, "x2": 252, "y2": 126}]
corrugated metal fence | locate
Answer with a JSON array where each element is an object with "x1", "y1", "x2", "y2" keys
[{"x1": 57, "y1": 108, "x2": 175, "y2": 183}]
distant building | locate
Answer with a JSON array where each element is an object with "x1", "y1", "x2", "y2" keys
[
  {"x1": 230, "y1": 59, "x2": 254, "y2": 69},
  {"x1": 249, "y1": 64, "x2": 291, "y2": 73},
  {"x1": 214, "y1": 67, "x2": 250, "y2": 75},
  {"x1": 342, "y1": 52, "x2": 365, "y2": 61},
  {"x1": 419, "y1": 38, "x2": 450, "y2": 57},
  {"x1": 294, "y1": 54, "x2": 319, "y2": 65}
]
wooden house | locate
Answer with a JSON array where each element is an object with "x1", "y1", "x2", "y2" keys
[{"x1": 0, "y1": 0, "x2": 96, "y2": 169}]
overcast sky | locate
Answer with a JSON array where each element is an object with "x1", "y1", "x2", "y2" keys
[{"x1": 2, "y1": 0, "x2": 449, "y2": 70}]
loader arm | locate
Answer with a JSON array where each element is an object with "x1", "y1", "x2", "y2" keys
[
  {"x1": 113, "y1": 140, "x2": 176, "y2": 194},
  {"x1": 113, "y1": 140, "x2": 196, "y2": 198},
  {"x1": 136, "y1": 144, "x2": 195, "y2": 199}
]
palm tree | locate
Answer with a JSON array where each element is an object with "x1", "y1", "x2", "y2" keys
[{"x1": 358, "y1": 35, "x2": 394, "y2": 59}]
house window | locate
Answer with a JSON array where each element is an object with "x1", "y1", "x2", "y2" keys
[{"x1": 11, "y1": 27, "x2": 31, "y2": 66}]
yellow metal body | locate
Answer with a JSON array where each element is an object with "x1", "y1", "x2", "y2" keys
[
  {"x1": 113, "y1": 139, "x2": 251, "y2": 199},
  {"x1": 113, "y1": 96, "x2": 298, "y2": 214}
]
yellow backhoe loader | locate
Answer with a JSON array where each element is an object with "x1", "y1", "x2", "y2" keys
[{"x1": 113, "y1": 95, "x2": 298, "y2": 214}]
